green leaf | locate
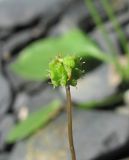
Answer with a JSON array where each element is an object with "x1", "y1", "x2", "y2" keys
[
  {"x1": 11, "y1": 29, "x2": 112, "y2": 80},
  {"x1": 6, "y1": 100, "x2": 61, "y2": 143},
  {"x1": 78, "y1": 93, "x2": 123, "y2": 109}
]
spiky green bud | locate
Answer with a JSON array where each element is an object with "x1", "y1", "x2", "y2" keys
[{"x1": 49, "y1": 55, "x2": 83, "y2": 87}]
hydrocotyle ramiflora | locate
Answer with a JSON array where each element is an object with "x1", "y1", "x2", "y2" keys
[
  {"x1": 49, "y1": 55, "x2": 83, "y2": 87},
  {"x1": 49, "y1": 55, "x2": 84, "y2": 160}
]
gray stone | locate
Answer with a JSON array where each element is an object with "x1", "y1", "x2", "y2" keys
[
  {"x1": 0, "y1": 115, "x2": 15, "y2": 150},
  {"x1": 0, "y1": 74, "x2": 11, "y2": 117},
  {"x1": 60, "y1": 64, "x2": 120, "y2": 103},
  {"x1": 9, "y1": 109, "x2": 129, "y2": 160},
  {"x1": 5, "y1": 65, "x2": 45, "y2": 91},
  {"x1": 0, "y1": 0, "x2": 76, "y2": 29},
  {"x1": 13, "y1": 86, "x2": 63, "y2": 121},
  {"x1": 48, "y1": 0, "x2": 89, "y2": 35},
  {"x1": 49, "y1": 0, "x2": 129, "y2": 36},
  {"x1": 0, "y1": 0, "x2": 127, "y2": 29},
  {"x1": 27, "y1": 86, "x2": 62, "y2": 113},
  {"x1": 0, "y1": 154, "x2": 9, "y2": 160},
  {"x1": 91, "y1": 29, "x2": 121, "y2": 55},
  {"x1": 3, "y1": 29, "x2": 42, "y2": 57}
]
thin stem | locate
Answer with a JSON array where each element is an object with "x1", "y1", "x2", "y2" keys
[{"x1": 65, "y1": 85, "x2": 76, "y2": 160}]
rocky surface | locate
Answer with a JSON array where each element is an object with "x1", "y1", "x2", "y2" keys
[
  {"x1": 9, "y1": 109, "x2": 129, "y2": 160},
  {"x1": 0, "y1": 0, "x2": 129, "y2": 159},
  {"x1": 0, "y1": 154, "x2": 9, "y2": 160},
  {"x1": 91, "y1": 29, "x2": 121, "y2": 55},
  {"x1": 0, "y1": 0, "x2": 77, "y2": 29},
  {"x1": 0, "y1": 115, "x2": 15, "y2": 151},
  {"x1": 0, "y1": 74, "x2": 11, "y2": 118},
  {"x1": 0, "y1": 0, "x2": 126, "y2": 29},
  {"x1": 4, "y1": 66, "x2": 45, "y2": 91}
]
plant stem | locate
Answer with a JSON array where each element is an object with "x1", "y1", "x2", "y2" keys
[{"x1": 65, "y1": 85, "x2": 76, "y2": 160}]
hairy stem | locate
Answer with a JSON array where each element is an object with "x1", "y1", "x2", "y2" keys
[{"x1": 65, "y1": 85, "x2": 76, "y2": 160}]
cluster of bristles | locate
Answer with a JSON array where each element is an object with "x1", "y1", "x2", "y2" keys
[{"x1": 48, "y1": 55, "x2": 85, "y2": 87}]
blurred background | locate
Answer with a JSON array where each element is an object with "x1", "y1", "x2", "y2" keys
[{"x1": 0, "y1": 0, "x2": 129, "y2": 160}]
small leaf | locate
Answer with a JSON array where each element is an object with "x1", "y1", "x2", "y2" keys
[
  {"x1": 78, "y1": 93, "x2": 123, "y2": 109},
  {"x1": 6, "y1": 100, "x2": 61, "y2": 143},
  {"x1": 11, "y1": 29, "x2": 112, "y2": 80}
]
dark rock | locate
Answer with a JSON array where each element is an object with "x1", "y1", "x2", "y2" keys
[
  {"x1": 60, "y1": 64, "x2": 120, "y2": 104},
  {"x1": 9, "y1": 109, "x2": 129, "y2": 160},
  {"x1": 13, "y1": 86, "x2": 63, "y2": 121},
  {"x1": 0, "y1": 74, "x2": 11, "y2": 117},
  {"x1": 0, "y1": 115, "x2": 15, "y2": 150},
  {"x1": 0, "y1": 29, "x2": 12, "y2": 40}
]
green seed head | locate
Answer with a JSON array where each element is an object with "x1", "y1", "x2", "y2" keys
[{"x1": 49, "y1": 55, "x2": 83, "y2": 87}]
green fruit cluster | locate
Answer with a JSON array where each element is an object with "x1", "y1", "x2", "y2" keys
[{"x1": 49, "y1": 55, "x2": 83, "y2": 87}]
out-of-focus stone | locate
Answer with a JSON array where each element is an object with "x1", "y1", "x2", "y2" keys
[
  {"x1": 0, "y1": 154, "x2": 9, "y2": 160},
  {"x1": 9, "y1": 108, "x2": 129, "y2": 160},
  {"x1": 0, "y1": 74, "x2": 11, "y2": 117},
  {"x1": 48, "y1": 0, "x2": 88, "y2": 36},
  {"x1": 0, "y1": 115, "x2": 15, "y2": 151},
  {"x1": 91, "y1": 29, "x2": 121, "y2": 54},
  {"x1": 5, "y1": 65, "x2": 44, "y2": 91},
  {"x1": 0, "y1": 0, "x2": 76, "y2": 29}
]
